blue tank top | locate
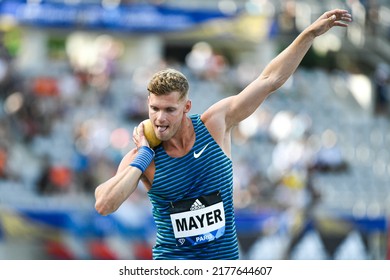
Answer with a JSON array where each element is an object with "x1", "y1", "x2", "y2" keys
[{"x1": 147, "y1": 114, "x2": 239, "y2": 260}]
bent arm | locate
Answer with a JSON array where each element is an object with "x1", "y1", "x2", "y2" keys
[
  {"x1": 95, "y1": 149, "x2": 141, "y2": 216},
  {"x1": 95, "y1": 122, "x2": 154, "y2": 216}
]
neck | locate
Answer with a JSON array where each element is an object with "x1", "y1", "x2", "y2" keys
[{"x1": 163, "y1": 115, "x2": 195, "y2": 158}]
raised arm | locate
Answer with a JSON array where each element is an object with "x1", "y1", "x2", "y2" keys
[{"x1": 224, "y1": 9, "x2": 352, "y2": 127}]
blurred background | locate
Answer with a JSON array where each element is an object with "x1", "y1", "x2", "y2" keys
[{"x1": 0, "y1": 0, "x2": 389, "y2": 260}]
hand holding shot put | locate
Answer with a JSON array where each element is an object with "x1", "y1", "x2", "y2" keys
[
  {"x1": 95, "y1": 9, "x2": 352, "y2": 260},
  {"x1": 134, "y1": 119, "x2": 162, "y2": 149}
]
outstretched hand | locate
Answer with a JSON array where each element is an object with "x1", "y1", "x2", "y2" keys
[{"x1": 310, "y1": 9, "x2": 352, "y2": 37}]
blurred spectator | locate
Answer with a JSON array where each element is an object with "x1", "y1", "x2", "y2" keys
[
  {"x1": 373, "y1": 63, "x2": 389, "y2": 116},
  {"x1": 274, "y1": 0, "x2": 299, "y2": 37},
  {"x1": 32, "y1": 77, "x2": 59, "y2": 97},
  {"x1": 0, "y1": 146, "x2": 8, "y2": 179},
  {"x1": 0, "y1": 32, "x2": 15, "y2": 101},
  {"x1": 312, "y1": 129, "x2": 348, "y2": 173},
  {"x1": 37, "y1": 156, "x2": 73, "y2": 195},
  {"x1": 185, "y1": 41, "x2": 228, "y2": 81},
  {"x1": 365, "y1": 0, "x2": 380, "y2": 35}
]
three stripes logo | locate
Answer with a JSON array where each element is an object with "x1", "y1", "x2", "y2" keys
[{"x1": 190, "y1": 199, "x2": 205, "y2": 211}]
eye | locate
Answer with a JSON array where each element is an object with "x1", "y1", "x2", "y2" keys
[{"x1": 150, "y1": 106, "x2": 159, "y2": 112}]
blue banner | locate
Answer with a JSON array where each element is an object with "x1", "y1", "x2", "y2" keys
[{"x1": 0, "y1": 1, "x2": 237, "y2": 32}]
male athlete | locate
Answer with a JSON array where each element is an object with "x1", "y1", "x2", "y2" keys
[{"x1": 95, "y1": 9, "x2": 352, "y2": 259}]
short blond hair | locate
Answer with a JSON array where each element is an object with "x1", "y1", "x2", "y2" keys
[{"x1": 147, "y1": 68, "x2": 189, "y2": 100}]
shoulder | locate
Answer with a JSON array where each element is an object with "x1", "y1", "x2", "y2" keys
[
  {"x1": 201, "y1": 96, "x2": 236, "y2": 126},
  {"x1": 199, "y1": 98, "x2": 235, "y2": 155},
  {"x1": 201, "y1": 96, "x2": 234, "y2": 131}
]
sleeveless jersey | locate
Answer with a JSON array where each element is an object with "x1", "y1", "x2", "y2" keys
[{"x1": 147, "y1": 114, "x2": 239, "y2": 260}]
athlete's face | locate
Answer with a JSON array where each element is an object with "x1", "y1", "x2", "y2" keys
[{"x1": 148, "y1": 91, "x2": 191, "y2": 141}]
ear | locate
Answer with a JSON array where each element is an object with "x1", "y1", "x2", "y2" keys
[{"x1": 184, "y1": 99, "x2": 192, "y2": 113}]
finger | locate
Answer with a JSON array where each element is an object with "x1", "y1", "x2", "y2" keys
[
  {"x1": 333, "y1": 22, "x2": 349, "y2": 27},
  {"x1": 333, "y1": 15, "x2": 352, "y2": 27},
  {"x1": 339, "y1": 12, "x2": 352, "y2": 21},
  {"x1": 328, "y1": 13, "x2": 351, "y2": 27},
  {"x1": 325, "y1": 9, "x2": 344, "y2": 18},
  {"x1": 330, "y1": 9, "x2": 349, "y2": 16},
  {"x1": 132, "y1": 127, "x2": 140, "y2": 147},
  {"x1": 325, "y1": 9, "x2": 352, "y2": 22},
  {"x1": 138, "y1": 122, "x2": 145, "y2": 136},
  {"x1": 342, "y1": 15, "x2": 353, "y2": 22}
]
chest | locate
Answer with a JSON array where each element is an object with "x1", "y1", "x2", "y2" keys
[{"x1": 150, "y1": 142, "x2": 230, "y2": 201}]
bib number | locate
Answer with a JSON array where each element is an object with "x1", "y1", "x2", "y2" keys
[{"x1": 170, "y1": 192, "x2": 225, "y2": 246}]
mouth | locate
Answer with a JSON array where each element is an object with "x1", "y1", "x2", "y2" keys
[{"x1": 156, "y1": 125, "x2": 168, "y2": 133}]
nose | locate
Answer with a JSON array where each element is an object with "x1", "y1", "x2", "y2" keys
[{"x1": 156, "y1": 110, "x2": 166, "y2": 123}]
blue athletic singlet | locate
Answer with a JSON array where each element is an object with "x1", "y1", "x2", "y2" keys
[{"x1": 147, "y1": 114, "x2": 239, "y2": 260}]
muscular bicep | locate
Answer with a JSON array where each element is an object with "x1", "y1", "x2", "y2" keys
[
  {"x1": 201, "y1": 98, "x2": 234, "y2": 157},
  {"x1": 227, "y1": 77, "x2": 273, "y2": 126},
  {"x1": 204, "y1": 77, "x2": 272, "y2": 129},
  {"x1": 202, "y1": 78, "x2": 272, "y2": 156}
]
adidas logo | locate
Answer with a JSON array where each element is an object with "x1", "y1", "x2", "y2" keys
[{"x1": 190, "y1": 199, "x2": 205, "y2": 211}]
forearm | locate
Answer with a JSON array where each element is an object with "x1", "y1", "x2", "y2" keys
[
  {"x1": 95, "y1": 145, "x2": 155, "y2": 215},
  {"x1": 95, "y1": 166, "x2": 142, "y2": 216},
  {"x1": 227, "y1": 28, "x2": 316, "y2": 124},
  {"x1": 260, "y1": 9, "x2": 351, "y2": 91},
  {"x1": 225, "y1": 10, "x2": 351, "y2": 127},
  {"x1": 260, "y1": 28, "x2": 316, "y2": 92}
]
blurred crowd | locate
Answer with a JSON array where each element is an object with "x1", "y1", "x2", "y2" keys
[{"x1": 0, "y1": 33, "x2": 355, "y2": 210}]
